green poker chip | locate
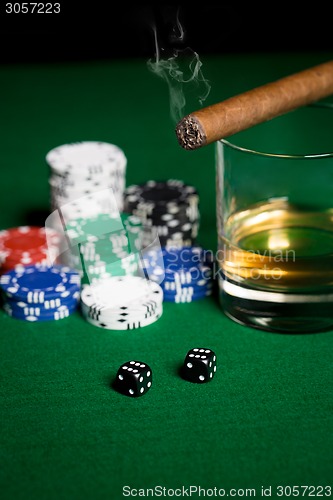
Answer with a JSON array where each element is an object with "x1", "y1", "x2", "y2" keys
[
  {"x1": 64, "y1": 213, "x2": 142, "y2": 245},
  {"x1": 66, "y1": 213, "x2": 143, "y2": 285}
]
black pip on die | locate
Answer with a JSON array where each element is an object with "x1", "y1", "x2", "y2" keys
[
  {"x1": 114, "y1": 361, "x2": 152, "y2": 397},
  {"x1": 182, "y1": 348, "x2": 217, "y2": 383}
]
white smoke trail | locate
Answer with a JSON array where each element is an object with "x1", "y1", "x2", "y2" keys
[{"x1": 147, "y1": 12, "x2": 211, "y2": 123}]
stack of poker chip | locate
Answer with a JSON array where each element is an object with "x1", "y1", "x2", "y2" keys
[
  {"x1": 0, "y1": 264, "x2": 81, "y2": 322},
  {"x1": 63, "y1": 212, "x2": 143, "y2": 284},
  {"x1": 123, "y1": 180, "x2": 199, "y2": 248},
  {"x1": 46, "y1": 141, "x2": 127, "y2": 216},
  {"x1": 141, "y1": 246, "x2": 214, "y2": 303},
  {"x1": 80, "y1": 276, "x2": 163, "y2": 330},
  {"x1": 0, "y1": 226, "x2": 61, "y2": 275}
]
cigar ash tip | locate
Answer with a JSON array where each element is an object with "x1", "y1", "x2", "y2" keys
[{"x1": 175, "y1": 114, "x2": 206, "y2": 150}]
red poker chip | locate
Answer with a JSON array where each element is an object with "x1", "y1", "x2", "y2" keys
[
  {"x1": 1, "y1": 261, "x2": 45, "y2": 273},
  {"x1": 3, "y1": 250, "x2": 51, "y2": 265},
  {"x1": 0, "y1": 253, "x2": 60, "y2": 274},
  {"x1": 0, "y1": 226, "x2": 60, "y2": 259}
]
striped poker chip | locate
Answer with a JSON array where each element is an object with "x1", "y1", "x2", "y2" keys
[{"x1": 0, "y1": 264, "x2": 81, "y2": 303}]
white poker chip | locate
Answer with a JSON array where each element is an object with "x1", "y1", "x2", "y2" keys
[
  {"x1": 80, "y1": 276, "x2": 163, "y2": 312},
  {"x1": 56, "y1": 197, "x2": 122, "y2": 220},
  {"x1": 83, "y1": 304, "x2": 163, "y2": 330},
  {"x1": 81, "y1": 300, "x2": 160, "y2": 322},
  {"x1": 49, "y1": 169, "x2": 125, "y2": 186},
  {"x1": 47, "y1": 142, "x2": 127, "y2": 223},
  {"x1": 46, "y1": 141, "x2": 127, "y2": 173}
]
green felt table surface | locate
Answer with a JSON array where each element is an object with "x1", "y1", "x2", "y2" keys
[{"x1": 0, "y1": 52, "x2": 333, "y2": 500}]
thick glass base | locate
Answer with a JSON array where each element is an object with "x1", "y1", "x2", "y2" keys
[{"x1": 219, "y1": 284, "x2": 333, "y2": 334}]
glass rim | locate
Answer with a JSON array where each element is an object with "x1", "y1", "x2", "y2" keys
[{"x1": 220, "y1": 102, "x2": 333, "y2": 159}]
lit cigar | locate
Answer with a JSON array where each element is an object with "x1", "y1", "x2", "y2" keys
[{"x1": 175, "y1": 60, "x2": 333, "y2": 150}]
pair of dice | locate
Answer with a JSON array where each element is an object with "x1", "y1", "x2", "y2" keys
[{"x1": 114, "y1": 348, "x2": 217, "y2": 397}]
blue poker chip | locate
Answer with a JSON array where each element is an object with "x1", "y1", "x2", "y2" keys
[
  {"x1": 143, "y1": 246, "x2": 213, "y2": 269},
  {"x1": 162, "y1": 284, "x2": 213, "y2": 295},
  {"x1": 160, "y1": 282, "x2": 213, "y2": 295},
  {"x1": 149, "y1": 265, "x2": 213, "y2": 284},
  {"x1": 3, "y1": 302, "x2": 78, "y2": 321},
  {"x1": 163, "y1": 289, "x2": 212, "y2": 303},
  {"x1": 161, "y1": 278, "x2": 213, "y2": 292},
  {"x1": 162, "y1": 246, "x2": 213, "y2": 268},
  {"x1": 5, "y1": 295, "x2": 79, "y2": 317},
  {"x1": 5, "y1": 290, "x2": 80, "y2": 310},
  {"x1": 141, "y1": 246, "x2": 214, "y2": 285},
  {"x1": 0, "y1": 264, "x2": 81, "y2": 303}
]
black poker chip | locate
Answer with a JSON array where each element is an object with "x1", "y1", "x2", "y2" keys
[
  {"x1": 124, "y1": 180, "x2": 200, "y2": 248},
  {"x1": 124, "y1": 180, "x2": 198, "y2": 206}
]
